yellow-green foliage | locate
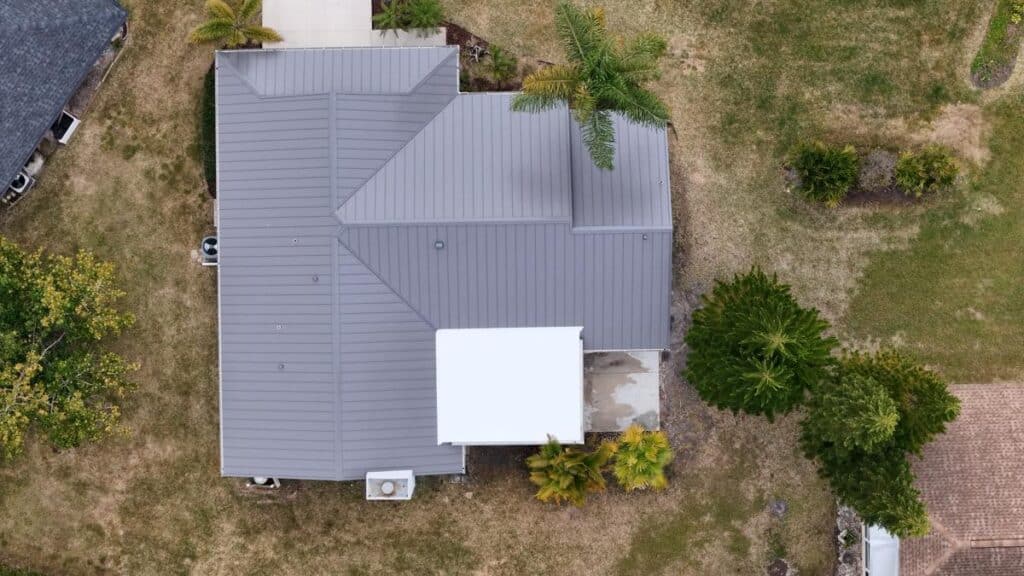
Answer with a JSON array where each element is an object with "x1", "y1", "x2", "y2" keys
[
  {"x1": 894, "y1": 145, "x2": 958, "y2": 198},
  {"x1": 0, "y1": 236, "x2": 136, "y2": 460},
  {"x1": 612, "y1": 425, "x2": 674, "y2": 491},
  {"x1": 526, "y1": 436, "x2": 614, "y2": 506}
]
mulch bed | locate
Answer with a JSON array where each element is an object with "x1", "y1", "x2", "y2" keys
[
  {"x1": 972, "y1": 22, "x2": 1022, "y2": 89},
  {"x1": 843, "y1": 185, "x2": 916, "y2": 206},
  {"x1": 466, "y1": 446, "x2": 536, "y2": 480},
  {"x1": 447, "y1": 21, "x2": 526, "y2": 92}
]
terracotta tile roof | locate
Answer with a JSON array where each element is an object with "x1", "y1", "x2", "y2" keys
[{"x1": 901, "y1": 383, "x2": 1024, "y2": 576}]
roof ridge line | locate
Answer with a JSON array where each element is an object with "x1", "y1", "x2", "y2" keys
[
  {"x1": 334, "y1": 51, "x2": 460, "y2": 217},
  {"x1": 336, "y1": 216, "x2": 573, "y2": 228},
  {"x1": 335, "y1": 234, "x2": 439, "y2": 331}
]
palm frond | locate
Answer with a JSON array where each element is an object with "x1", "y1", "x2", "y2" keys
[
  {"x1": 510, "y1": 92, "x2": 563, "y2": 113},
  {"x1": 205, "y1": 0, "x2": 236, "y2": 20},
  {"x1": 241, "y1": 25, "x2": 284, "y2": 43},
  {"x1": 189, "y1": 19, "x2": 236, "y2": 44},
  {"x1": 227, "y1": 29, "x2": 248, "y2": 48},
  {"x1": 571, "y1": 83, "x2": 597, "y2": 123},
  {"x1": 238, "y1": 0, "x2": 262, "y2": 21},
  {"x1": 616, "y1": 33, "x2": 668, "y2": 82},
  {"x1": 520, "y1": 64, "x2": 580, "y2": 100},
  {"x1": 599, "y1": 83, "x2": 669, "y2": 127},
  {"x1": 577, "y1": 110, "x2": 616, "y2": 170},
  {"x1": 553, "y1": 1, "x2": 607, "y2": 65}
]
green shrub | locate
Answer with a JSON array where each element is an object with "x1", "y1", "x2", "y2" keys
[
  {"x1": 405, "y1": 0, "x2": 445, "y2": 32},
  {"x1": 611, "y1": 424, "x2": 674, "y2": 491},
  {"x1": 373, "y1": 0, "x2": 445, "y2": 35},
  {"x1": 894, "y1": 145, "x2": 958, "y2": 198},
  {"x1": 788, "y1": 141, "x2": 859, "y2": 207},
  {"x1": 487, "y1": 45, "x2": 519, "y2": 87},
  {"x1": 526, "y1": 437, "x2": 614, "y2": 506},
  {"x1": 685, "y1": 268, "x2": 838, "y2": 420}
]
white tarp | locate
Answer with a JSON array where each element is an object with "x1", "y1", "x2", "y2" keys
[
  {"x1": 263, "y1": 0, "x2": 446, "y2": 48},
  {"x1": 436, "y1": 327, "x2": 584, "y2": 445}
]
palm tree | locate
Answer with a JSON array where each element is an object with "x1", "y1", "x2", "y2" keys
[
  {"x1": 511, "y1": 1, "x2": 669, "y2": 170},
  {"x1": 189, "y1": 0, "x2": 283, "y2": 48}
]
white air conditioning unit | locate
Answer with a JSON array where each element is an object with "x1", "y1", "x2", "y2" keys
[
  {"x1": 51, "y1": 110, "x2": 81, "y2": 145},
  {"x1": 3, "y1": 170, "x2": 35, "y2": 206},
  {"x1": 366, "y1": 470, "x2": 415, "y2": 501}
]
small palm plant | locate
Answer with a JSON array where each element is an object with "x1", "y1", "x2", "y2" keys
[
  {"x1": 189, "y1": 0, "x2": 283, "y2": 48},
  {"x1": 526, "y1": 436, "x2": 614, "y2": 506},
  {"x1": 488, "y1": 45, "x2": 519, "y2": 89},
  {"x1": 611, "y1": 424, "x2": 674, "y2": 491},
  {"x1": 511, "y1": 1, "x2": 670, "y2": 170},
  {"x1": 373, "y1": 0, "x2": 445, "y2": 37}
]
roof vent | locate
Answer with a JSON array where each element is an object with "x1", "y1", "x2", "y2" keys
[
  {"x1": 366, "y1": 470, "x2": 415, "y2": 501},
  {"x1": 434, "y1": 240, "x2": 445, "y2": 250}
]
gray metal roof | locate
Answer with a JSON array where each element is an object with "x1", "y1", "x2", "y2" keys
[
  {"x1": 0, "y1": 0, "x2": 126, "y2": 189},
  {"x1": 216, "y1": 47, "x2": 671, "y2": 481}
]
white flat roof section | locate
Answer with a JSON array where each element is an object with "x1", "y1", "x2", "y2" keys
[
  {"x1": 263, "y1": 0, "x2": 446, "y2": 48},
  {"x1": 436, "y1": 327, "x2": 585, "y2": 446},
  {"x1": 864, "y1": 524, "x2": 900, "y2": 576}
]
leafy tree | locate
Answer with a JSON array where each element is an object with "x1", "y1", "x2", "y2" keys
[
  {"x1": 685, "y1": 268, "x2": 838, "y2": 419},
  {"x1": 526, "y1": 436, "x2": 614, "y2": 506},
  {"x1": 0, "y1": 237, "x2": 135, "y2": 460},
  {"x1": 511, "y1": 1, "x2": 670, "y2": 170},
  {"x1": 800, "y1": 349, "x2": 960, "y2": 537},
  {"x1": 788, "y1": 141, "x2": 859, "y2": 207},
  {"x1": 611, "y1": 424, "x2": 673, "y2": 491},
  {"x1": 488, "y1": 45, "x2": 519, "y2": 88},
  {"x1": 188, "y1": 0, "x2": 283, "y2": 48},
  {"x1": 894, "y1": 145, "x2": 958, "y2": 198}
]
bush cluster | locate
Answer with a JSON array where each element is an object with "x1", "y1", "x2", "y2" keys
[
  {"x1": 526, "y1": 425, "x2": 674, "y2": 506},
  {"x1": 686, "y1": 268, "x2": 960, "y2": 537},
  {"x1": 788, "y1": 141, "x2": 958, "y2": 206},
  {"x1": 895, "y1": 145, "x2": 959, "y2": 198}
]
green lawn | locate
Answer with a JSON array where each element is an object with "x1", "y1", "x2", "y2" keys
[{"x1": 845, "y1": 95, "x2": 1024, "y2": 382}]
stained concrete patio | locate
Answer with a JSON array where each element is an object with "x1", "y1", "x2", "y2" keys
[{"x1": 583, "y1": 350, "x2": 661, "y2": 432}]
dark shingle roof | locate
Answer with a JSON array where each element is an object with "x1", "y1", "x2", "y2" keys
[
  {"x1": 0, "y1": 0, "x2": 126, "y2": 188},
  {"x1": 901, "y1": 383, "x2": 1024, "y2": 576}
]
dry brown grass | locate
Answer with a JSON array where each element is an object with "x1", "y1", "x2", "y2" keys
[{"x1": 0, "y1": 0, "x2": 1007, "y2": 574}]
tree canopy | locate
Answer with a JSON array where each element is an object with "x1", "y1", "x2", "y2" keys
[
  {"x1": 684, "y1": 268, "x2": 838, "y2": 419},
  {"x1": 510, "y1": 1, "x2": 670, "y2": 170},
  {"x1": 800, "y1": 349, "x2": 960, "y2": 536},
  {"x1": 0, "y1": 237, "x2": 135, "y2": 460}
]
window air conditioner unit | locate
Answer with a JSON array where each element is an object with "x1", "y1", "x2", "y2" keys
[{"x1": 51, "y1": 110, "x2": 82, "y2": 145}]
